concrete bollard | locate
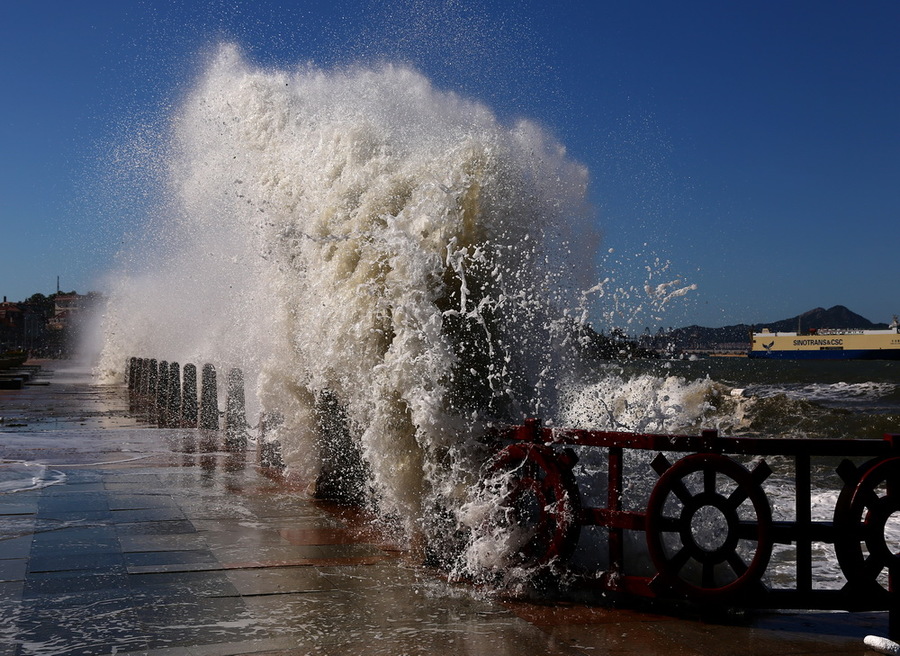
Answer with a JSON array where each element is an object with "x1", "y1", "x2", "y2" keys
[
  {"x1": 167, "y1": 362, "x2": 181, "y2": 429},
  {"x1": 181, "y1": 363, "x2": 198, "y2": 428},
  {"x1": 199, "y1": 363, "x2": 219, "y2": 431},
  {"x1": 225, "y1": 367, "x2": 248, "y2": 451},
  {"x1": 257, "y1": 412, "x2": 285, "y2": 470},
  {"x1": 137, "y1": 358, "x2": 148, "y2": 411},
  {"x1": 141, "y1": 358, "x2": 152, "y2": 411},
  {"x1": 146, "y1": 359, "x2": 159, "y2": 424},
  {"x1": 129, "y1": 358, "x2": 143, "y2": 412},
  {"x1": 314, "y1": 390, "x2": 368, "y2": 505},
  {"x1": 156, "y1": 361, "x2": 169, "y2": 427}
]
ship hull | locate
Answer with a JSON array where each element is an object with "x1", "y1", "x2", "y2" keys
[{"x1": 749, "y1": 329, "x2": 900, "y2": 360}]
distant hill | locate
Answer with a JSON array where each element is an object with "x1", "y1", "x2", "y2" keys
[
  {"x1": 664, "y1": 306, "x2": 891, "y2": 351},
  {"x1": 763, "y1": 305, "x2": 888, "y2": 332}
]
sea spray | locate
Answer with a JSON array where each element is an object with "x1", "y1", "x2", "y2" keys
[
  {"x1": 558, "y1": 371, "x2": 752, "y2": 435},
  {"x1": 98, "y1": 44, "x2": 598, "y2": 548}
]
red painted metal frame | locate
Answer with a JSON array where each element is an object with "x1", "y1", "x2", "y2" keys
[{"x1": 490, "y1": 418, "x2": 900, "y2": 637}]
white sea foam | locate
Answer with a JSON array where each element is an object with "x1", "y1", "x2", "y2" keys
[
  {"x1": 558, "y1": 371, "x2": 753, "y2": 434},
  {"x1": 0, "y1": 460, "x2": 65, "y2": 494}
]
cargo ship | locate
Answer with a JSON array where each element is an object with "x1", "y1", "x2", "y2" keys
[{"x1": 749, "y1": 316, "x2": 900, "y2": 360}]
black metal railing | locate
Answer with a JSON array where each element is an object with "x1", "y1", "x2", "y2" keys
[{"x1": 486, "y1": 418, "x2": 899, "y2": 637}]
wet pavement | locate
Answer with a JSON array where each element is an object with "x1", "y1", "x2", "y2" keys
[{"x1": 0, "y1": 362, "x2": 891, "y2": 655}]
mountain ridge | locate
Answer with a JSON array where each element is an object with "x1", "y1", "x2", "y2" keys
[{"x1": 665, "y1": 305, "x2": 893, "y2": 349}]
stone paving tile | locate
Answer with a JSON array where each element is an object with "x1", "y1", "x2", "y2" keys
[
  {"x1": 0, "y1": 537, "x2": 31, "y2": 560},
  {"x1": 0, "y1": 499, "x2": 40, "y2": 516},
  {"x1": 127, "y1": 562, "x2": 225, "y2": 575},
  {"x1": 37, "y1": 492, "x2": 110, "y2": 512},
  {"x1": 115, "y1": 519, "x2": 198, "y2": 536},
  {"x1": 225, "y1": 566, "x2": 338, "y2": 595},
  {"x1": 129, "y1": 569, "x2": 242, "y2": 598},
  {"x1": 0, "y1": 560, "x2": 26, "y2": 583},
  {"x1": 108, "y1": 493, "x2": 182, "y2": 510},
  {"x1": 124, "y1": 549, "x2": 219, "y2": 568},
  {"x1": 23, "y1": 568, "x2": 130, "y2": 597},
  {"x1": 110, "y1": 507, "x2": 189, "y2": 523},
  {"x1": 27, "y1": 551, "x2": 124, "y2": 573},
  {"x1": 119, "y1": 532, "x2": 209, "y2": 553},
  {"x1": 30, "y1": 526, "x2": 121, "y2": 555}
]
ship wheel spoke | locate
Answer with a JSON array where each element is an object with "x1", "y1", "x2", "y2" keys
[
  {"x1": 670, "y1": 546, "x2": 692, "y2": 574},
  {"x1": 657, "y1": 515, "x2": 681, "y2": 533},
  {"x1": 862, "y1": 553, "x2": 886, "y2": 579},
  {"x1": 670, "y1": 479, "x2": 693, "y2": 506},
  {"x1": 726, "y1": 485, "x2": 750, "y2": 512},
  {"x1": 702, "y1": 561, "x2": 716, "y2": 588},
  {"x1": 857, "y1": 487, "x2": 881, "y2": 512},
  {"x1": 704, "y1": 468, "x2": 717, "y2": 496},
  {"x1": 727, "y1": 551, "x2": 749, "y2": 577}
]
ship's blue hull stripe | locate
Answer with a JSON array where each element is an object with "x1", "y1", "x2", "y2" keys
[{"x1": 749, "y1": 349, "x2": 900, "y2": 360}]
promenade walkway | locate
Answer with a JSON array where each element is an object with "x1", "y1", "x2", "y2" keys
[{"x1": 0, "y1": 362, "x2": 888, "y2": 655}]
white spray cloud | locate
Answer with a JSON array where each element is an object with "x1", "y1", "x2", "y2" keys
[{"x1": 98, "y1": 44, "x2": 597, "y2": 543}]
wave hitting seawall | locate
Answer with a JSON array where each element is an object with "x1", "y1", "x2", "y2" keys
[{"x1": 97, "y1": 44, "x2": 601, "y2": 566}]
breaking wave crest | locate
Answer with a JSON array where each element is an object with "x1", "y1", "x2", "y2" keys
[{"x1": 98, "y1": 44, "x2": 599, "y2": 549}]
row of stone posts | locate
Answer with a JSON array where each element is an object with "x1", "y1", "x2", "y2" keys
[{"x1": 126, "y1": 356, "x2": 247, "y2": 450}]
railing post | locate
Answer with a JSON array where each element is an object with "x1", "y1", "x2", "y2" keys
[
  {"x1": 887, "y1": 435, "x2": 899, "y2": 640},
  {"x1": 795, "y1": 452, "x2": 812, "y2": 592},
  {"x1": 891, "y1": 569, "x2": 898, "y2": 640},
  {"x1": 607, "y1": 445, "x2": 624, "y2": 584}
]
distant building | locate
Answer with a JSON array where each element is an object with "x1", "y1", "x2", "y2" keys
[
  {"x1": 47, "y1": 294, "x2": 83, "y2": 331},
  {"x1": 0, "y1": 299, "x2": 24, "y2": 349},
  {"x1": 0, "y1": 291, "x2": 103, "y2": 356}
]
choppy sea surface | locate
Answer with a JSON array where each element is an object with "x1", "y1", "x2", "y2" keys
[{"x1": 561, "y1": 357, "x2": 899, "y2": 440}]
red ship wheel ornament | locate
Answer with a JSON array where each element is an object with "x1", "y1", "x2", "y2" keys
[
  {"x1": 645, "y1": 452, "x2": 774, "y2": 602},
  {"x1": 833, "y1": 455, "x2": 900, "y2": 598},
  {"x1": 485, "y1": 443, "x2": 582, "y2": 567}
]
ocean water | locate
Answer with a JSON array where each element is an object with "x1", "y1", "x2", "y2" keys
[
  {"x1": 95, "y1": 44, "x2": 896, "y2": 591},
  {"x1": 562, "y1": 357, "x2": 900, "y2": 439}
]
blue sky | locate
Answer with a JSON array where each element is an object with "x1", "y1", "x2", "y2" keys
[{"x1": 1, "y1": 1, "x2": 898, "y2": 329}]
